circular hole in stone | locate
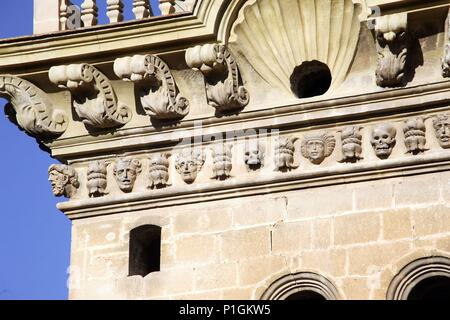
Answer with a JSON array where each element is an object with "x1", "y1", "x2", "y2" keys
[{"x1": 290, "y1": 60, "x2": 332, "y2": 98}]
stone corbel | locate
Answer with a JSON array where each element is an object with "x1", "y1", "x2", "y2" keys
[
  {"x1": 0, "y1": 75, "x2": 68, "y2": 138},
  {"x1": 185, "y1": 44, "x2": 249, "y2": 114},
  {"x1": 49, "y1": 63, "x2": 131, "y2": 130},
  {"x1": 375, "y1": 13, "x2": 408, "y2": 87},
  {"x1": 114, "y1": 54, "x2": 189, "y2": 120}
]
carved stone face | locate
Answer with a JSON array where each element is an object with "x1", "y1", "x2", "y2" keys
[
  {"x1": 113, "y1": 158, "x2": 141, "y2": 193},
  {"x1": 306, "y1": 140, "x2": 325, "y2": 164},
  {"x1": 433, "y1": 115, "x2": 450, "y2": 149},
  {"x1": 48, "y1": 170, "x2": 68, "y2": 197},
  {"x1": 177, "y1": 159, "x2": 199, "y2": 183},
  {"x1": 340, "y1": 126, "x2": 363, "y2": 162},
  {"x1": 371, "y1": 124, "x2": 397, "y2": 159}
]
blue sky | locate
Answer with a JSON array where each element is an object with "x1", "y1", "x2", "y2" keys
[{"x1": 0, "y1": 0, "x2": 160, "y2": 300}]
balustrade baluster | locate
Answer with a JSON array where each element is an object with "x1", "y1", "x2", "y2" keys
[
  {"x1": 133, "y1": 0, "x2": 152, "y2": 19},
  {"x1": 81, "y1": 0, "x2": 98, "y2": 27},
  {"x1": 107, "y1": 0, "x2": 124, "y2": 23}
]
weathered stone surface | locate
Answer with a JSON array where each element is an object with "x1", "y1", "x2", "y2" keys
[
  {"x1": 353, "y1": 181, "x2": 394, "y2": 211},
  {"x1": 271, "y1": 221, "x2": 312, "y2": 254},
  {"x1": 173, "y1": 206, "x2": 233, "y2": 235},
  {"x1": 312, "y1": 219, "x2": 333, "y2": 249},
  {"x1": 144, "y1": 268, "x2": 195, "y2": 298},
  {"x1": 412, "y1": 205, "x2": 450, "y2": 237},
  {"x1": 334, "y1": 213, "x2": 381, "y2": 246},
  {"x1": 220, "y1": 227, "x2": 271, "y2": 261},
  {"x1": 174, "y1": 234, "x2": 219, "y2": 265},
  {"x1": 394, "y1": 175, "x2": 441, "y2": 207},
  {"x1": 238, "y1": 256, "x2": 287, "y2": 286},
  {"x1": 232, "y1": 197, "x2": 286, "y2": 227},
  {"x1": 382, "y1": 209, "x2": 413, "y2": 240},
  {"x1": 194, "y1": 263, "x2": 238, "y2": 291},
  {"x1": 301, "y1": 249, "x2": 347, "y2": 277}
]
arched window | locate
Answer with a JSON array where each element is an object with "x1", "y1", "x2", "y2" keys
[
  {"x1": 261, "y1": 272, "x2": 339, "y2": 300},
  {"x1": 387, "y1": 256, "x2": 450, "y2": 300},
  {"x1": 128, "y1": 225, "x2": 162, "y2": 277}
]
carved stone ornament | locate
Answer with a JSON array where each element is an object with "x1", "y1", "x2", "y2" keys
[
  {"x1": 112, "y1": 157, "x2": 142, "y2": 193},
  {"x1": 148, "y1": 153, "x2": 170, "y2": 189},
  {"x1": 274, "y1": 136, "x2": 298, "y2": 172},
  {"x1": 87, "y1": 161, "x2": 108, "y2": 198},
  {"x1": 174, "y1": 148, "x2": 205, "y2": 184},
  {"x1": 442, "y1": 8, "x2": 450, "y2": 77},
  {"x1": 245, "y1": 140, "x2": 264, "y2": 171},
  {"x1": 211, "y1": 143, "x2": 233, "y2": 180},
  {"x1": 433, "y1": 114, "x2": 450, "y2": 149},
  {"x1": 185, "y1": 44, "x2": 249, "y2": 113},
  {"x1": 375, "y1": 13, "x2": 408, "y2": 87},
  {"x1": 0, "y1": 75, "x2": 68, "y2": 138},
  {"x1": 371, "y1": 123, "x2": 397, "y2": 159},
  {"x1": 301, "y1": 132, "x2": 336, "y2": 165},
  {"x1": 114, "y1": 54, "x2": 189, "y2": 120},
  {"x1": 339, "y1": 126, "x2": 363, "y2": 163},
  {"x1": 49, "y1": 64, "x2": 131, "y2": 129},
  {"x1": 404, "y1": 117, "x2": 427, "y2": 154},
  {"x1": 48, "y1": 164, "x2": 80, "y2": 198}
]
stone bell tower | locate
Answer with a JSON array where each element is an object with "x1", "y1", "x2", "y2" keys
[{"x1": 3, "y1": 0, "x2": 450, "y2": 300}]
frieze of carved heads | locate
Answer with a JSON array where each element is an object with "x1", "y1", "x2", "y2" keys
[
  {"x1": 274, "y1": 136, "x2": 298, "y2": 172},
  {"x1": 0, "y1": 75, "x2": 68, "y2": 138},
  {"x1": 49, "y1": 64, "x2": 131, "y2": 130},
  {"x1": 48, "y1": 164, "x2": 79, "y2": 198},
  {"x1": 148, "y1": 153, "x2": 170, "y2": 189},
  {"x1": 174, "y1": 148, "x2": 205, "y2": 184},
  {"x1": 404, "y1": 117, "x2": 427, "y2": 154},
  {"x1": 185, "y1": 44, "x2": 249, "y2": 113},
  {"x1": 371, "y1": 123, "x2": 397, "y2": 159},
  {"x1": 375, "y1": 13, "x2": 408, "y2": 87},
  {"x1": 112, "y1": 157, "x2": 142, "y2": 193},
  {"x1": 211, "y1": 143, "x2": 233, "y2": 180},
  {"x1": 339, "y1": 126, "x2": 363, "y2": 163},
  {"x1": 301, "y1": 132, "x2": 336, "y2": 165},
  {"x1": 433, "y1": 114, "x2": 450, "y2": 149},
  {"x1": 87, "y1": 161, "x2": 108, "y2": 197},
  {"x1": 244, "y1": 140, "x2": 264, "y2": 171},
  {"x1": 442, "y1": 8, "x2": 450, "y2": 77},
  {"x1": 114, "y1": 54, "x2": 189, "y2": 120}
]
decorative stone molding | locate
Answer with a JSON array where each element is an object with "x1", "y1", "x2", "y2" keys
[
  {"x1": 442, "y1": 8, "x2": 450, "y2": 77},
  {"x1": 185, "y1": 44, "x2": 249, "y2": 113},
  {"x1": 49, "y1": 63, "x2": 131, "y2": 130},
  {"x1": 274, "y1": 136, "x2": 298, "y2": 172},
  {"x1": 387, "y1": 256, "x2": 450, "y2": 300},
  {"x1": 174, "y1": 148, "x2": 205, "y2": 184},
  {"x1": 0, "y1": 75, "x2": 68, "y2": 138},
  {"x1": 404, "y1": 117, "x2": 427, "y2": 154},
  {"x1": 112, "y1": 157, "x2": 142, "y2": 193},
  {"x1": 260, "y1": 272, "x2": 340, "y2": 300},
  {"x1": 211, "y1": 143, "x2": 233, "y2": 180},
  {"x1": 159, "y1": 0, "x2": 195, "y2": 15},
  {"x1": 148, "y1": 153, "x2": 171, "y2": 189},
  {"x1": 87, "y1": 161, "x2": 108, "y2": 198},
  {"x1": 244, "y1": 140, "x2": 264, "y2": 171},
  {"x1": 114, "y1": 54, "x2": 189, "y2": 120},
  {"x1": 432, "y1": 114, "x2": 450, "y2": 149},
  {"x1": 375, "y1": 13, "x2": 408, "y2": 87},
  {"x1": 371, "y1": 123, "x2": 397, "y2": 159},
  {"x1": 339, "y1": 126, "x2": 363, "y2": 163},
  {"x1": 48, "y1": 164, "x2": 79, "y2": 198},
  {"x1": 229, "y1": 0, "x2": 362, "y2": 93},
  {"x1": 301, "y1": 132, "x2": 336, "y2": 165}
]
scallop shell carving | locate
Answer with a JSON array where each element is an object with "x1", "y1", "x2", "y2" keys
[{"x1": 229, "y1": 0, "x2": 362, "y2": 95}]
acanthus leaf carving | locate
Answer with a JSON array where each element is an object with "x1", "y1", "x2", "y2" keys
[
  {"x1": 114, "y1": 54, "x2": 189, "y2": 120},
  {"x1": 186, "y1": 44, "x2": 249, "y2": 113},
  {"x1": 0, "y1": 75, "x2": 68, "y2": 139},
  {"x1": 49, "y1": 63, "x2": 131, "y2": 130},
  {"x1": 375, "y1": 13, "x2": 409, "y2": 88}
]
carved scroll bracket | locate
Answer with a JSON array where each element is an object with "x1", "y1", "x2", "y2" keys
[
  {"x1": 114, "y1": 54, "x2": 189, "y2": 120},
  {"x1": 49, "y1": 63, "x2": 131, "y2": 130},
  {"x1": 375, "y1": 13, "x2": 408, "y2": 87},
  {"x1": 185, "y1": 44, "x2": 249, "y2": 114},
  {"x1": 443, "y1": 8, "x2": 450, "y2": 77},
  {"x1": 0, "y1": 75, "x2": 68, "y2": 139}
]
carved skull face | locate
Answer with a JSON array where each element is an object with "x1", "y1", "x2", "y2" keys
[
  {"x1": 114, "y1": 159, "x2": 141, "y2": 193},
  {"x1": 306, "y1": 140, "x2": 325, "y2": 164},
  {"x1": 48, "y1": 170, "x2": 68, "y2": 197},
  {"x1": 371, "y1": 124, "x2": 396, "y2": 159},
  {"x1": 245, "y1": 149, "x2": 261, "y2": 166},
  {"x1": 433, "y1": 116, "x2": 450, "y2": 149}
]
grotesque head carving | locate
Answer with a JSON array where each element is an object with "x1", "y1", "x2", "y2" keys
[
  {"x1": 148, "y1": 153, "x2": 170, "y2": 189},
  {"x1": 371, "y1": 123, "x2": 397, "y2": 159},
  {"x1": 112, "y1": 157, "x2": 142, "y2": 193},
  {"x1": 404, "y1": 117, "x2": 427, "y2": 154},
  {"x1": 211, "y1": 143, "x2": 233, "y2": 180},
  {"x1": 340, "y1": 126, "x2": 363, "y2": 163},
  {"x1": 274, "y1": 136, "x2": 298, "y2": 172},
  {"x1": 433, "y1": 114, "x2": 450, "y2": 149},
  {"x1": 174, "y1": 148, "x2": 205, "y2": 184},
  {"x1": 244, "y1": 140, "x2": 264, "y2": 171},
  {"x1": 87, "y1": 161, "x2": 108, "y2": 197},
  {"x1": 301, "y1": 132, "x2": 336, "y2": 165},
  {"x1": 48, "y1": 164, "x2": 80, "y2": 198}
]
